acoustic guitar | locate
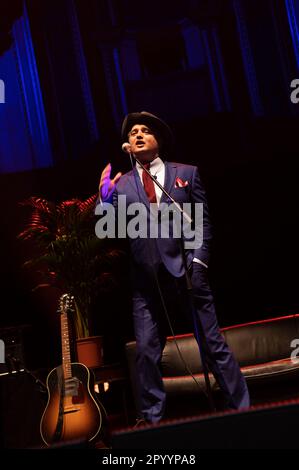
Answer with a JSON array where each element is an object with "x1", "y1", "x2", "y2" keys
[{"x1": 40, "y1": 294, "x2": 104, "y2": 446}]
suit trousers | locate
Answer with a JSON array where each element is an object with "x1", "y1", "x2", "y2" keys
[{"x1": 132, "y1": 263, "x2": 250, "y2": 423}]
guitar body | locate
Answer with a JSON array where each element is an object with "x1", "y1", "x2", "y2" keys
[{"x1": 40, "y1": 362, "x2": 102, "y2": 446}]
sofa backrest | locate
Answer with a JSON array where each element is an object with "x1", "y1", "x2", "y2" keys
[
  {"x1": 160, "y1": 314, "x2": 299, "y2": 376},
  {"x1": 222, "y1": 314, "x2": 299, "y2": 367}
]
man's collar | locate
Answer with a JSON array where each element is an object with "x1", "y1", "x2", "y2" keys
[{"x1": 136, "y1": 156, "x2": 164, "y2": 173}]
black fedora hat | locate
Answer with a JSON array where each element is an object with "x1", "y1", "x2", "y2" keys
[{"x1": 121, "y1": 111, "x2": 174, "y2": 156}]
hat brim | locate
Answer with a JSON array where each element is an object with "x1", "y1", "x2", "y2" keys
[{"x1": 121, "y1": 111, "x2": 174, "y2": 156}]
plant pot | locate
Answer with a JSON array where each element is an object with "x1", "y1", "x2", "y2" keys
[{"x1": 76, "y1": 335, "x2": 104, "y2": 368}]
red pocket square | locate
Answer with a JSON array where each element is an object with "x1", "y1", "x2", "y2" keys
[{"x1": 175, "y1": 177, "x2": 189, "y2": 188}]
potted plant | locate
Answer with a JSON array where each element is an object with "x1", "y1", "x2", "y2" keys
[{"x1": 18, "y1": 193, "x2": 122, "y2": 367}]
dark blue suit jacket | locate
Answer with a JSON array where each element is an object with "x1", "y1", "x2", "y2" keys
[{"x1": 101, "y1": 161, "x2": 212, "y2": 278}]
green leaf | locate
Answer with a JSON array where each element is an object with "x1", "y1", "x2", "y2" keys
[{"x1": 18, "y1": 193, "x2": 122, "y2": 338}]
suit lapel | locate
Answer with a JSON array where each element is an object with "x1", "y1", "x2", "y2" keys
[
  {"x1": 129, "y1": 166, "x2": 150, "y2": 207},
  {"x1": 160, "y1": 162, "x2": 177, "y2": 204}
]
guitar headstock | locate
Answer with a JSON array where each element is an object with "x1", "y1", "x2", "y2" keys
[{"x1": 58, "y1": 293, "x2": 74, "y2": 315}]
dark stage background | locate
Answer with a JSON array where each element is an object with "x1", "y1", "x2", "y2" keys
[{"x1": 0, "y1": 0, "x2": 299, "y2": 373}]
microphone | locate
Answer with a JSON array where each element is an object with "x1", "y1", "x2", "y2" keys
[{"x1": 122, "y1": 142, "x2": 131, "y2": 154}]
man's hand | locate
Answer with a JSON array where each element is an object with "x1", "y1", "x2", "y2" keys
[{"x1": 99, "y1": 163, "x2": 122, "y2": 200}]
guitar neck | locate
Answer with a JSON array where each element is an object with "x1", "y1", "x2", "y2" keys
[{"x1": 60, "y1": 312, "x2": 72, "y2": 379}]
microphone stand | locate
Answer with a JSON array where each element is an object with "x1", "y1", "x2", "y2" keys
[{"x1": 130, "y1": 152, "x2": 215, "y2": 411}]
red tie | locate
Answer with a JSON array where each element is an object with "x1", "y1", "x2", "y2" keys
[{"x1": 142, "y1": 163, "x2": 157, "y2": 203}]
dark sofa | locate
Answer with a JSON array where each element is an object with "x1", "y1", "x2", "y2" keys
[{"x1": 125, "y1": 314, "x2": 299, "y2": 418}]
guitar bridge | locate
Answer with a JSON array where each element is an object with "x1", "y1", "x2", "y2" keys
[{"x1": 63, "y1": 408, "x2": 81, "y2": 414}]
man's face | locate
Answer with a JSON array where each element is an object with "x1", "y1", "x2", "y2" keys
[{"x1": 128, "y1": 124, "x2": 159, "y2": 161}]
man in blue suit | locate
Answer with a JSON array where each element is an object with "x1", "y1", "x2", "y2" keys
[{"x1": 98, "y1": 111, "x2": 250, "y2": 424}]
